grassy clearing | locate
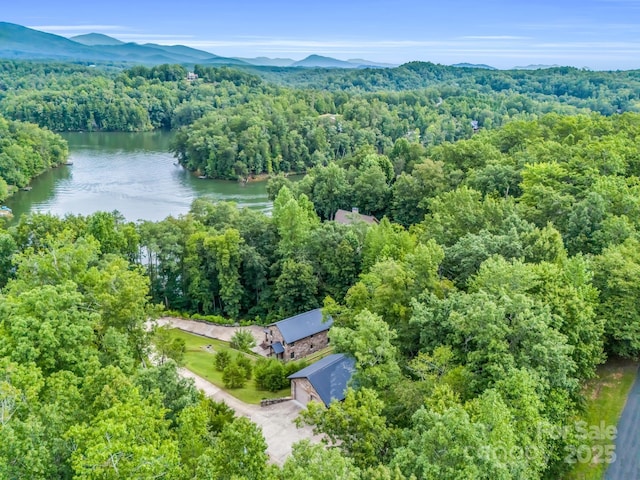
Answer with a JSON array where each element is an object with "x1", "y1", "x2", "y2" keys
[
  {"x1": 167, "y1": 328, "x2": 290, "y2": 404},
  {"x1": 565, "y1": 357, "x2": 638, "y2": 480}
]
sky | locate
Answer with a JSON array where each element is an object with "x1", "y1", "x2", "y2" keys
[{"x1": 4, "y1": 0, "x2": 640, "y2": 69}]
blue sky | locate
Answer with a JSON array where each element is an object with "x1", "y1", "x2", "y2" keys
[{"x1": 5, "y1": 0, "x2": 640, "y2": 69}]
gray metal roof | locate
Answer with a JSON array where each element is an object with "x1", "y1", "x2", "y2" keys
[
  {"x1": 271, "y1": 342, "x2": 284, "y2": 354},
  {"x1": 288, "y1": 353, "x2": 355, "y2": 407},
  {"x1": 269, "y1": 308, "x2": 333, "y2": 344}
]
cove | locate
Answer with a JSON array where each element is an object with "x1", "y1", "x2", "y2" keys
[{"x1": 4, "y1": 131, "x2": 271, "y2": 223}]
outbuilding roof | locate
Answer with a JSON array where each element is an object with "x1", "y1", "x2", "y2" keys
[
  {"x1": 288, "y1": 353, "x2": 355, "y2": 407},
  {"x1": 334, "y1": 208, "x2": 379, "y2": 225},
  {"x1": 269, "y1": 308, "x2": 333, "y2": 344}
]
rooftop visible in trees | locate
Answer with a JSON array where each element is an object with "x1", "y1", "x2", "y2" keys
[
  {"x1": 334, "y1": 208, "x2": 379, "y2": 225},
  {"x1": 268, "y1": 308, "x2": 333, "y2": 344},
  {"x1": 288, "y1": 353, "x2": 355, "y2": 406}
]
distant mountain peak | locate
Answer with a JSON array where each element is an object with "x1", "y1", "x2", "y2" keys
[
  {"x1": 291, "y1": 55, "x2": 395, "y2": 69},
  {"x1": 348, "y1": 58, "x2": 398, "y2": 68},
  {"x1": 512, "y1": 64, "x2": 561, "y2": 70},
  {"x1": 451, "y1": 62, "x2": 497, "y2": 70},
  {"x1": 292, "y1": 55, "x2": 361, "y2": 68},
  {"x1": 233, "y1": 56, "x2": 295, "y2": 67},
  {"x1": 71, "y1": 33, "x2": 124, "y2": 46}
]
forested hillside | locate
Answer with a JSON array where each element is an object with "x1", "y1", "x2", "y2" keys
[
  {"x1": 0, "y1": 116, "x2": 68, "y2": 200},
  {"x1": 1, "y1": 61, "x2": 640, "y2": 179},
  {"x1": 0, "y1": 62, "x2": 264, "y2": 132},
  {"x1": 2, "y1": 60, "x2": 640, "y2": 479}
]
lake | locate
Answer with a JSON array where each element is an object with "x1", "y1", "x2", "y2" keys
[{"x1": 4, "y1": 131, "x2": 271, "y2": 223}]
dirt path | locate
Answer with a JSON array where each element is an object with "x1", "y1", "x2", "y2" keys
[
  {"x1": 605, "y1": 370, "x2": 640, "y2": 479},
  {"x1": 152, "y1": 317, "x2": 321, "y2": 465}
]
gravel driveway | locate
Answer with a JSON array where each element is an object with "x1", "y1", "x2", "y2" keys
[
  {"x1": 153, "y1": 317, "x2": 321, "y2": 465},
  {"x1": 156, "y1": 317, "x2": 269, "y2": 355}
]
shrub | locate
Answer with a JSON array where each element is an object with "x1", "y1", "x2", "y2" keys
[
  {"x1": 214, "y1": 350, "x2": 232, "y2": 371},
  {"x1": 223, "y1": 361, "x2": 246, "y2": 389},
  {"x1": 230, "y1": 329, "x2": 257, "y2": 352},
  {"x1": 235, "y1": 354, "x2": 253, "y2": 380},
  {"x1": 255, "y1": 358, "x2": 288, "y2": 392},
  {"x1": 284, "y1": 359, "x2": 309, "y2": 377},
  {"x1": 191, "y1": 313, "x2": 235, "y2": 325}
]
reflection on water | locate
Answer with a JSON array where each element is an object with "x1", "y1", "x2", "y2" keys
[
  {"x1": 65, "y1": 130, "x2": 176, "y2": 152},
  {"x1": 5, "y1": 131, "x2": 271, "y2": 223}
]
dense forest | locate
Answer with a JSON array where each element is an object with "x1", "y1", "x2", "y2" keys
[
  {"x1": 1, "y1": 60, "x2": 640, "y2": 479},
  {"x1": 1, "y1": 61, "x2": 640, "y2": 180}
]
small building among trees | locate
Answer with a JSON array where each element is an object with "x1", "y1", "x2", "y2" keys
[
  {"x1": 265, "y1": 308, "x2": 332, "y2": 361},
  {"x1": 288, "y1": 353, "x2": 355, "y2": 406}
]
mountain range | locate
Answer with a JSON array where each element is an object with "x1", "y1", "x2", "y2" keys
[
  {"x1": 0, "y1": 22, "x2": 580, "y2": 71},
  {"x1": 451, "y1": 63, "x2": 497, "y2": 70},
  {"x1": 512, "y1": 64, "x2": 562, "y2": 70},
  {"x1": 0, "y1": 22, "x2": 397, "y2": 68}
]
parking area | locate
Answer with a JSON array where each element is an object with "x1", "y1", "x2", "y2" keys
[{"x1": 179, "y1": 364, "x2": 320, "y2": 465}]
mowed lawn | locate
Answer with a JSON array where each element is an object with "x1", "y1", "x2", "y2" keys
[
  {"x1": 166, "y1": 328, "x2": 291, "y2": 404},
  {"x1": 566, "y1": 357, "x2": 638, "y2": 480}
]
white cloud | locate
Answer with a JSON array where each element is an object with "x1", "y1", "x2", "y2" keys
[
  {"x1": 156, "y1": 38, "x2": 473, "y2": 49},
  {"x1": 460, "y1": 35, "x2": 531, "y2": 40},
  {"x1": 116, "y1": 34, "x2": 195, "y2": 40},
  {"x1": 534, "y1": 41, "x2": 640, "y2": 50},
  {"x1": 518, "y1": 21, "x2": 640, "y2": 31},
  {"x1": 597, "y1": 0, "x2": 640, "y2": 4},
  {"x1": 29, "y1": 25, "x2": 125, "y2": 32}
]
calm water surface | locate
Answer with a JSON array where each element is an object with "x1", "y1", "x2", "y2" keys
[{"x1": 5, "y1": 131, "x2": 271, "y2": 223}]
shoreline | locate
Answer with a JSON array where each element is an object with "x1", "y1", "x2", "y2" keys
[
  {"x1": 2, "y1": 159, "x2": 71, "y2": 202},
  {"x1": 192, "y1": 171, "x2": 303, "y2": 183}
]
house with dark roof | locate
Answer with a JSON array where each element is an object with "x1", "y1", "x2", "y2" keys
[
  {"x1": 334, "y1": 208, "x2": 379, "y2": 225},
  {"x1": 288, "y1": 353, "x2": 355, "y2": 406},
  {"x1": 264, "y1": 308, "x2": 333, "y2": 361}
]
